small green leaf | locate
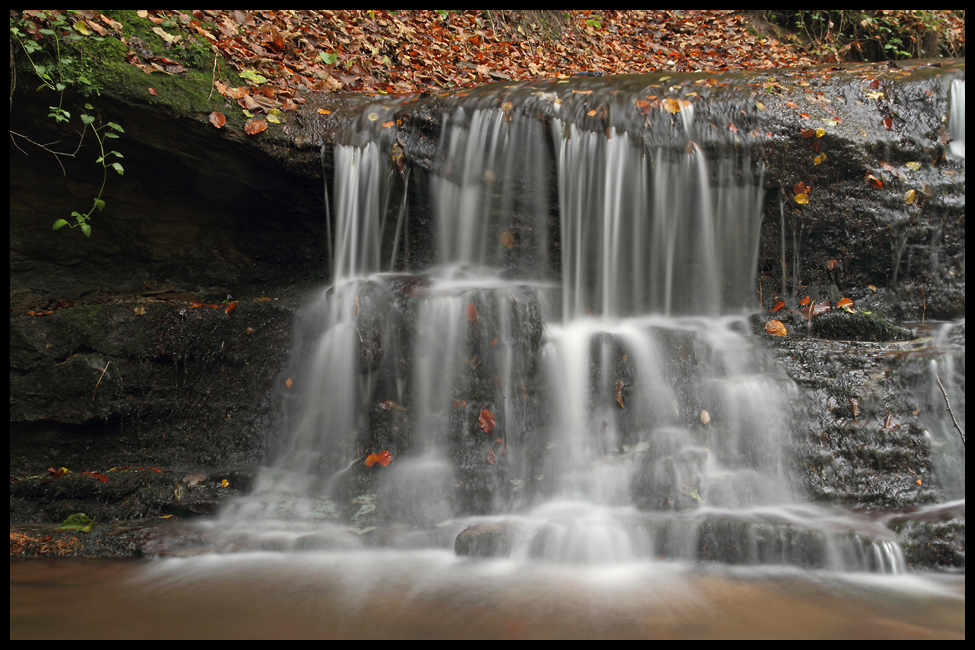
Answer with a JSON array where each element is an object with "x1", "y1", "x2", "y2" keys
[
  {"x1": 94, "y1": 199, "x2": 106, "y2": 211},
  {"x1": 239, "y1": 69, "x2": 267, "y2": 84},
  {"x1": 107, "y1": 122, "x2": 124, "y2": 133},
  {"x1": 53, "y1": 219, "x2": 69, "y2": 230},
  {"x1": 111, "y1": 162, "x2": 124, "y2": 175},
  {"x1": 80, "y1": 223, "x2": 92, "y2": 238},
  {"x1": 81, "y1": 114, "x2": 95, "y2": 125},
  {"x1": 59, "y1": 513, "x2": 94, "y2": 532},
  {"x1": 319, "y1": 51, "x2": 338, "y2": 65},
  {"x1": 689, "y1": 489, "x2": 701, "y2": 501}
]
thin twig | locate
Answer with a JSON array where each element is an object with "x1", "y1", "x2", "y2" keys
[
  {"x1": 934, "y1": 372, "x2": 965, "y2": 447},
  {"x1": 208, "y1": 47, "x2": 218, "y2": 100},
  {"x1": 92, "y1": 360, "x2": 122, "y2": 402}
]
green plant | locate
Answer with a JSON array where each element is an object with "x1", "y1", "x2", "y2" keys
[
  {"x1": 52, "y1": 105, "x2": 124, "y2": 238},
  {"x1": 10, "y1": 10, "x2": 125, "y2": 237}
]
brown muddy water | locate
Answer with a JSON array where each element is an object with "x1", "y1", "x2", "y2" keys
[{"x1": 10, "y1": 554, "x2": 965, "y2": 639}]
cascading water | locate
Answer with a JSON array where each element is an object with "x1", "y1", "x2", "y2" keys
[{"x1": 206, "y1": 87, "x2": 915, "y2": 573}]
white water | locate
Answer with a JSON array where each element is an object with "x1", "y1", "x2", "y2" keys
[{"x1": 208, "y1": 98, "x2": 917, "y2": 574}]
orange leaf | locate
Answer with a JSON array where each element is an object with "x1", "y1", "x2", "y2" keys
[
  {"x1": 479, "y1": 408, "x2": 496, "y2": 434},
  {"x1": 662, "y1": 98, "x2": 681, "y2": 114},
  {"x1": 865, "y1": 173, "x2": 882, "y2": 189},
  {"x1": 318, "y1": 109, "x2": 332, "y2": 115},
  {"x1": 614, "y1": 379, "x2": 625, "y2": 408},
  {"x1": 837, "y1": 297, "x2": 853, "y2": 308},
  {"x1": 466, "y1": 301, "x2": 477, "y2": 323},
  {"x1": 728, "y1": 121, "x2": 738, "y2": 133},
  {"x1": 499, "y1": 230, "x2": 514, "y2": 249},
  {"x1": 244, "y1": 118, "x2": 268, "y2": 135},
  {"x1": 799, "y1": 295, "x2": 811, "y2": 306},
  {"x1": 765, "y1": 319, "x2": 787, "y2": 336},
  {"x1": 827, "y1": 258, "x2": 838, "y2": 271},
  {"x1": 148, "y1": 87, "x2": 157, "y2": 96},
  {"x1": 365, "y1": 450, "x2": 392, "y2": 467},
  {"x1": 772, "y1": 300, "x2": 786, "y2": 312},
  {"x1": 285, "y1": 377, "x2": 293, "y2": 388},
  {"x1": 209, "y1": 111, "x2": 226, "y2": 128},
  {"x1": 224, "y1": 300, "x2": 238, "y2": 315}
]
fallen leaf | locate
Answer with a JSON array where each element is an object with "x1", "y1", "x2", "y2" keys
[
  {"x1": 224, "y1": 300, "x2": 238, "y2": 315},
  {"x1": 379, "y1": 399, "x2": 406, "y2": 411},
  {"x1": 499, "y1": 230, "x2": 515, "y2": 248},
  {"x1": 849, "y1": 397, "x2": 860, "y2": 421},
  {"x1": 772, "y1": 300, "x2": 786, "y2": 312},
  {"x1": 221, "y1": 478, "x2": 230, "y2": 487},
  {"x1": 365, "y1": 450, "x2": 393, "y2": 467},
  {"x1": 765, "y1": 319, "x2": 787, "y2": 336},
  {"x1": 794, "y1": 192, "x2": 809, "y2": 205},
  {"x1": 244, "y1": 118, "x2": 268, "y2": 135},
  {"x1": 799, "y1": 295, "x2": 811, "y2": 306},
  {"x1": 479, "y1": 408, "x2": 496, "y2": 434},
  {"x1": 614, "y1": 379, "x2": 625, "y2": 408},
  {"x1": 827, "y1": 259, "x2": 838, "y2": 271},
  {"x1": 209, "y1": 111, "x2": 226, "y2": 128},
  {"x1": 486, "y1": 448, "x2": 496, "y2": 465},
  {"x1": 466, "y1": 301, "x2": 477, "y2": 323},
  {"x1": 700, "y1": 409, "x2": 711, "y2": 426},
  {"x1": 318, "y1": 109, "x2": 332, "y2": 115},
  {"x1": 662, "y1": 98, "x2": 681, "y2": 114},
  {"x1": 285, "y1": 377, "x2": 293, "y2": 388},
  {"x1": 904, "y1": 189, "x2": 917, "y2": 204},
  {"x1": 148, "y1": 87, "x2": 157, "y2": 96},
  {"x1": 865, "y1": 173, "x2": 882, "y2": 189},
  {"x1": 837, "y1": 297, "x2": 853, "y2": 308}
]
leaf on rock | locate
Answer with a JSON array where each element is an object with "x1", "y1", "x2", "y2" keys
[
  {"x1": 466, "y1": 301, "x2": 478, "y2": 323},
  {"x1": 499, "y1": 230, "x2": 515, "y2": 249},
  {"x1": 700, "y1": 409, "x2": 711, "y2": 426},
  {"x1": 614, "y1": 379, "x2": 625, "y2": 408},
  {"x1": 244, "y1": 118, "x2": 268, "y2": 135},
  {"x1": 59, "y1": 513, "x2": 94, "y2": 533},
  {"x1": 865, "y1": 173, "x2": 882, "y2": 189},
  {"x1": 765, "y1": 319, "x2": 787, "y2": 336},
  {"x1": 209, "y1": 111, "x2": 226, "y2": 128},
  {"x1": 662, "y1": 98, "x2": 681, "y2": 114},
  {"x1": 365, "y1": 450, "x2": 393, "y2": 467},
  {"x1": 486, "y1": 448, "x2": 496, "y2": 465},
  {"x1": 794, "y1": 192, "x2": 809, "y2": 205},
  {"x1": 772, "y1": 300, "x2": 786, "y2": 312},
  {"x1": 479, "y1": 408, "x2": 496, "y2": 434}
]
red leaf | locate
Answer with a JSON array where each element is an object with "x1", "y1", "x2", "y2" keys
[
  {"x1": 365, "y1": 450, "x2": 393, "y2": 467},
  {"x1": 827, "y1": 258, "x2": 838, "y2": 271},
  {"x1": 148, "y1": 87, "x2": 157, "y2": 96},
  {"x1": 466, "y1": 301, "x2": 477, "y2": 323},
  {"x1": 209, "y1": 111, "x2": 226, "y2": 128},
  {"x1": 882, "y1": 117, "x2": 893, "y2": 130},
  {"x1": 89, "y1": 472, "x2": 109, "y2": 483},
  {"x1": 224, "y1": 300, "x2": 238, "y2": 315},
  {"x1": 772, "y1": 300, "x2": 786, "y2": 312},
  {"x1": 799, "y1": 295, "x2": 811, "y2": 306},
  {"x1": 479, "y1": 408, "x2": 496, "y2": 434}
]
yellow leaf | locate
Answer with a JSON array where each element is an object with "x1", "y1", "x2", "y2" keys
[
  {"x1": 815, "y1": 127, "x2": 825, "y2": 138},
  {"x1": 814, "y1": 155, "x2": 823, "y2": 165},
  {"x1": 221, "y1": 479, "x2": 229, "y2": 487},
  {"x1": 765, "y1": 319, "x2": 787, "y2": 336},
  {"x1": 662, "y1": 98, "x2": 681, "y2": 114},
  {"x1": 904, "y1": 189, "x2": 917, "y2": 204},
  {"x1": 73, "y1": 20, "x2": 91, "y2": 36},
  {"x1": 905, "y1": 161, "x2": 921, "y2": 171},
  {"x1": 266, "y1": 113, "x2": 281, "y2": 124},
  {"x1": 755, "y1": 101, "x2": 766, "y2": 111},
  {"x1": 794, "y1": 192, "x2": 809, "y2": 204},
  {"x1": 318, "y1": 109, "x2": 332, "y2": 115}
]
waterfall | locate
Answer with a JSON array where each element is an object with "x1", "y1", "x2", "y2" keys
[{"x1": 211, "y1": 89, "x2": 912, "y2": 572}]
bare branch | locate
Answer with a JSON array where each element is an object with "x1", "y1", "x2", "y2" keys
[{"x1": 934, "y1": 373, "x2": 965, "y2": 447}]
